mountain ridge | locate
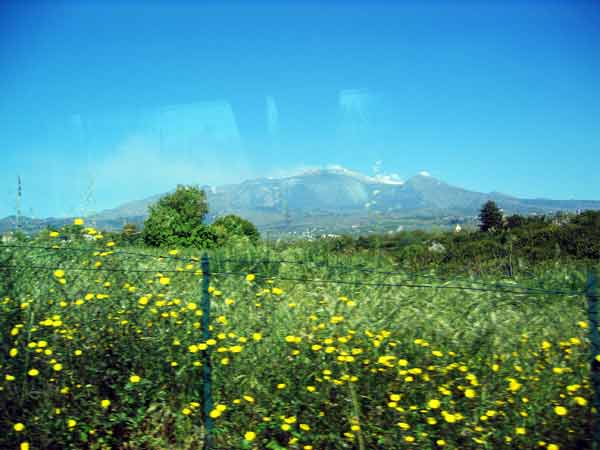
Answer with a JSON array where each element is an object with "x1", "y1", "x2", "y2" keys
[{"x1": 2, "y1": 167, "x2": 600, "y2": 235}]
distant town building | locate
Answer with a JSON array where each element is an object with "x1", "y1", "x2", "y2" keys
[
  {"x1": 1, "y1": 232, "x2": 15, "y2": 243},
  {"x1": 429, "y1": 241, "x2": 446, "y2": 253}
]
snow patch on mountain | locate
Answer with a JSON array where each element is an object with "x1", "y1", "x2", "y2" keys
[
  {"x1": 298, "y1": 165, "x2": 404, "y2": 185},
  {"x1": 373, "y1": 174, "x2": 404, "y2": 185}
]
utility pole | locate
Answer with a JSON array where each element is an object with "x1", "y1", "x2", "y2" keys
[
  {"x1": 284, "y1": 201, "x2": 291, "y2": 230},
  {"x1": 82, "y1": 173, "x2": 97, "y2": 228},
  {"x1": 282, "y1": 183, "x2": 291, "y2": 231},
  {"x1": 15, "y1": 175, "x2": 22, "y2": 232},
  {"x1": 83, "y1": 115, "x2": 97, "y2": 228}
]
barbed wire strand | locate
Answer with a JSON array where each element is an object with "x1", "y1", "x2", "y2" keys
[
  {"x1": 210, "y1": 270, "x2": 583, "y2": 297},
  {"x1": 1, "y1": 244, "x2": 590, "y2": 295},
  {"x1": 212, "y1": 257, "x2": 579, "y2": 294},
  {"x1": 0, "y1": 264, "x2": 201, "y2": 275},
  {"x1": 0, "y1": 243, "x2": 201, "y2": 264}
]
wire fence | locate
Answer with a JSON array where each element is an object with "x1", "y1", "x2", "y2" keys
[{"x1": 0, "y1": 242, "x2": 598, "y2": 450}]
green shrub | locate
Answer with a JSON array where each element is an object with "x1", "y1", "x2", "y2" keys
[
  {"x1": 210, "y1": 215, "x2": 260, "y2": 245},
  {"x1": 142, "y1": 185, "x2": 214, "y2": 249}
]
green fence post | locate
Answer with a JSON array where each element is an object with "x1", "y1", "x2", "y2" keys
[
  {"x1": 201, "y1": 254, "x2": 214, "y2": 450},
  {"x1": 587, "y1": 267, "x2": 600, "y2": 450}
]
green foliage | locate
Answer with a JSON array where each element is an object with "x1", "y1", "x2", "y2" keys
[
  {"x1": 123, "y1": 223, "x2": 138, "y2": 236},
  {"x1": 142, "y1": 185, "x2": 213, "y2": 249},
  {"x1": 120, "y1": 223, "x2": 142, "y2": 246},
  {"x1": 314, "y1": 209, "x2": 600, "y2": 276},
  {"x1": 572, "y1": 209, "x2": 600, "y2": 227},
  {"x1": 211, "y1": 215, "x2": 260, "y2": 245},
  {"x1": 0, "y1": 232, "x2": 595, "y2": 450},
  {"x1": 478, "y1": 200, "x2": 503, "y2": 232},
  {"x1": 505, "y1": 214, "x2": 525, "y2": 229}
]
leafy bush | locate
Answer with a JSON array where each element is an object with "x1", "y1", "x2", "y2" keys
[
  {"x1": 571, "y1": 209, "x2": 600, "y2": 228},
  {"x1": 142, "y1": 185, "x2": 214, "y2": 249},
  {"x1": 121, "y1": 223, "x2": 143, "y2": 246},
  {"x1": 320, "y1": 209, "x2": 600, "y2": 275},
  {"x1": 211, "y1": 215, "x2": 260, "y2": 245}
]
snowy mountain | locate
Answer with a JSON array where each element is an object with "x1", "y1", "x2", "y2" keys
[
  {"x1": 3, "y1": 167, "x2": 600, "y2": 234},
  {"x1": 92, "y1": 167, "x2": 600, "y2": 228}
]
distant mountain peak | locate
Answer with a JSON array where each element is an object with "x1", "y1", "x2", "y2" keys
[
  {"x1": 5, "y1": 165, "x2": 599, "y2": 236},
  {"x1": 372, "y1": 174, "x2": 404, "y2": 185},
  {"x1": 406, "y1": 172, "x2": 442, "y2": 184},
  {"x1": 297, "y1": 165, "x2": 404, "y2": 186}
]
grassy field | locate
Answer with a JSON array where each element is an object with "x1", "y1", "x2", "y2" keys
[{"x1": 0, "y1": 231, "x2": 596, "y2": 450}]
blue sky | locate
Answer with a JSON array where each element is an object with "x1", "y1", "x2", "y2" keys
[{"x1": 0, "y1": 0, "x2": 599, "y2": 218}]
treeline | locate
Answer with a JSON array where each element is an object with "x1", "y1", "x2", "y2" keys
[
  {"x1": 12, "y1": 185, "x2": 599, "y2": 276},
  {"x1": 20, "y1": 185, "x2": 260, "y2": 249},
  {"x1": 318, "y1": 209, "x2": 600, "y2": 274}
]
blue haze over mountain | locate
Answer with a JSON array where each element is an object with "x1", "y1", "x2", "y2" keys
[
  {"x1": 92, "y1": 167, "x2": 600, "y2": 228},
  {"x1": 2, "y1": 165, "x2": 600, "y2": 234}
]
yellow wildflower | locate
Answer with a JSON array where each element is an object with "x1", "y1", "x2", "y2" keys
[
  {"x1": 130, "y1": 374, "x2": 141, "y2": 383},
  {"x1": 554, "y1": 406, "x2": 567, "y2": 416},
  {"x1": 428, "y1": 399, "x2": 441, "y2": 409}
]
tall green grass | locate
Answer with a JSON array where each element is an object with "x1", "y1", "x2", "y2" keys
[{"x1": 0, "y1": 233, "x2": 596, "y2": 449}]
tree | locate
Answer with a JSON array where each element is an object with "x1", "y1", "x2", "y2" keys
[
  {"x1": 123, "y1": 223, "x2": 138, "y2": 236},
  {"x1": 478, "y1": 201, "x2": 503, "y2": 232},
  {"x1": 121, "y1": 223, "x2": 141, "y2": 245},
  {"x1": 572, "y1": 210, "x2": 600, "y2": 228},
  {"x1": 505, "y1": 214, "x2": 525, "y2": 230},
  {"x1": 211, "y1": 214, "x2": 260, "y2": 244},
  {"x1": 142, "y1": 185, "x2": 214, "y2": 248}
]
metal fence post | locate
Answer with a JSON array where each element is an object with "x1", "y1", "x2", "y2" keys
[
  {"x1": 201, "y1": 254, "x2": 214, "y2": 450},
  {"x1": 587, "y1": 267, "x2": 600, "y2": 450}
]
